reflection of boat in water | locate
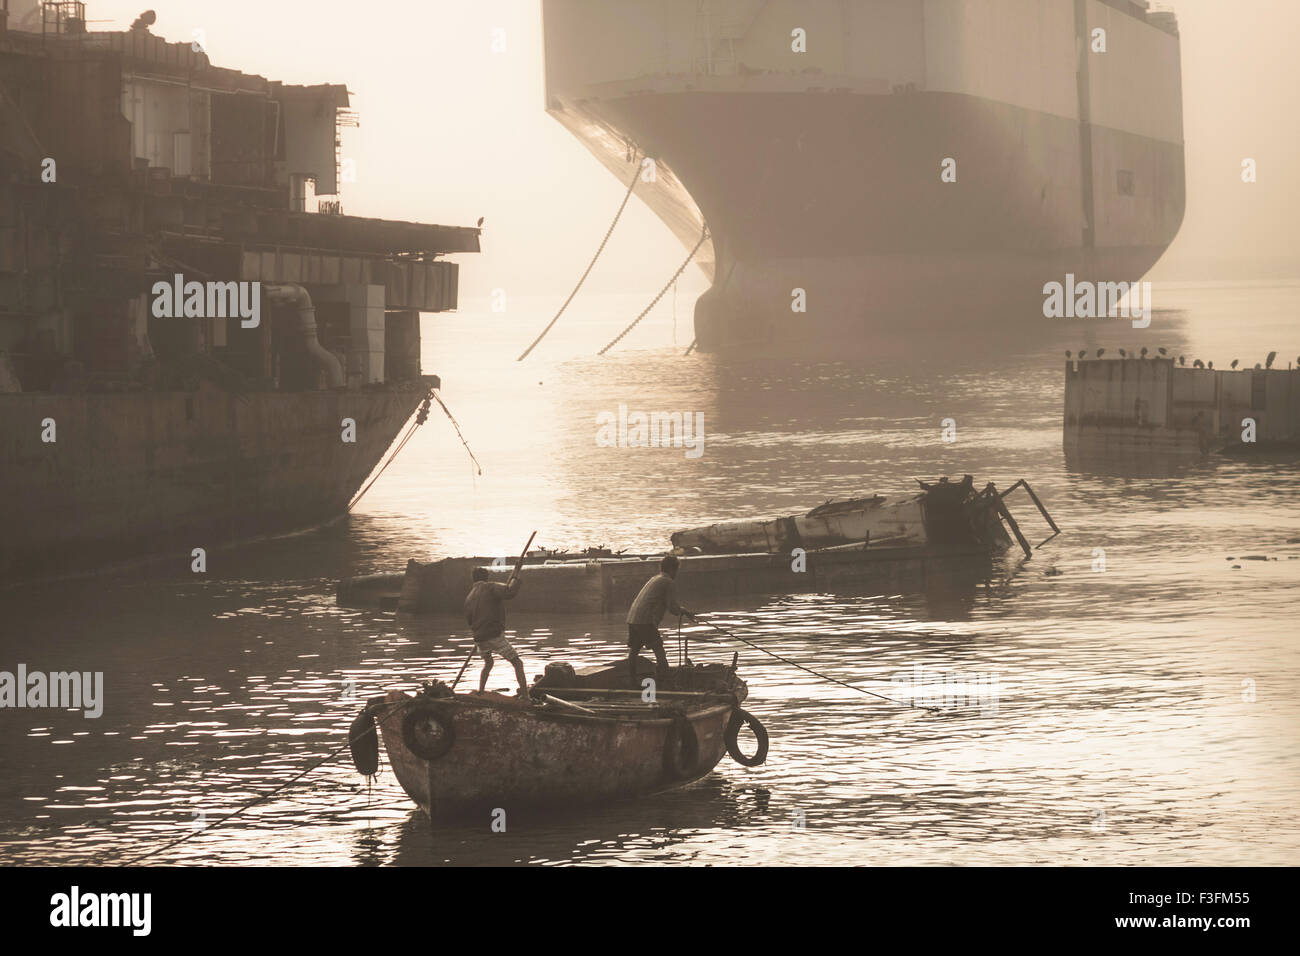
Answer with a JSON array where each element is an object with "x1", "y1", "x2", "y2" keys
[
  {"x1": 354, "y1": 679, "x2": 767, "y2": 821},
  {"x1": 376, "y1": 776, "x2": 772, "y2": 866}
]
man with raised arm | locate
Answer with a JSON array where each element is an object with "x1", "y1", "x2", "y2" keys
[{"x1": 464, "y1": 566, "x2": 529, "y2": 700}]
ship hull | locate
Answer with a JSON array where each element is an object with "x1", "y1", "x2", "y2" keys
[
  {"x1": 0, "y1": 385, "x2": 428, "y2": 581},
  {"x1": 552, "y1": 88, "x2": 1183, "y2": 350},
  {"x1": 542, "y1": 0, "x2": 1186, "y2": 352}
]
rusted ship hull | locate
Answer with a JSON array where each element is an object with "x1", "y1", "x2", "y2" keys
[
  {"x1": 1, "y1": 17, "x2": 480, "y2": 584},
  {"x1": 373, "y1": 688, "x2": 735, "y2": 819},
  {"x1": 0, "y1": 383, "x2": 430, "y2": 581}
]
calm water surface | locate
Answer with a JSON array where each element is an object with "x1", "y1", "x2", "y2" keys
[{"x1": 2, "y1": 280, "x2": 1298, "y2": 865}]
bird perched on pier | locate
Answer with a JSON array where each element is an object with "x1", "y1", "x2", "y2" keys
[
  {"x1": 1179, "y1": 356, "x2": 1186, "y2": 366},
  {"x1": 1158, "y1": 347, "x2": 1168, "y2": 356},
  {"x1": 1079, "y1": 349, "x2": 1088, "y2": 359},
  {"x1": 1119, "y1": 348, "x2": 1127, "y2": 358},
  {"x1": 1266, "y1": 351, "x2": 1277, "y2": 369},
  {"x1": 1231, "y1": 359, "x2": 1239, "y2": 369},
  {"x1": 1208, "y1": 361, "x2": 1214, "y2": 369},
  {"x1": 1097, "y1": 348, "x2": 1106, "y2": 358},
  {"x1": 1193, "y1": 359, "x2": 1204, "y2": 368},
  {"x1": 1066, "y1": 351, "x2": 1072, "y2": 360},
  {"x1": 1140, "y1": 347, "x2": 1148, "y2": 359},
  {"x1": 1255, "y1": 363, "x2": 1262, "y2": 370},
  {"x1": 477, "y1": 217, "x2": 485, "y2": 227}
]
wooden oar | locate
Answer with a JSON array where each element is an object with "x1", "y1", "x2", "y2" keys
[{"x1": 451, "y1": 531, "x2": 537, "y2": 690}]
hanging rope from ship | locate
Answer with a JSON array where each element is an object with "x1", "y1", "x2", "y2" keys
[
  {"x1": 346, "y1": 387, "x2": 482, "y2": 512},
  {"x1": 516, "y1": 149, "x2": 643, "y2": 361},
  {"x1": 598, "y1": 222, "x2": 709, "y2": 356}
]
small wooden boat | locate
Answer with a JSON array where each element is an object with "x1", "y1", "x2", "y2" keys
[{"x1": 356, "y1": 681, "x2": 767, "y2": 820}]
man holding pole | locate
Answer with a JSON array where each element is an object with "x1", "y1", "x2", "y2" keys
[
  {"x1": 626, "y1": 554, "x2": 695, "y2": 688},
  {"x1": 464, "y1": 533, "x2": 535, "y2": 700}
]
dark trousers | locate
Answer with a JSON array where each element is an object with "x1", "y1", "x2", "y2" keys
[{"x1": 627, "y1": 622, "x2": 668, "y2": 688}]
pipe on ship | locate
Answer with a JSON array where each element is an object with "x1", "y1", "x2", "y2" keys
[{"x1": 264, "y1": 283, "x2": 345, "y2": 388}]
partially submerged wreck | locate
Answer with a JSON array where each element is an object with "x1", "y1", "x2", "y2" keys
[
  {"x1": 345, "y1": 476, "x2": 1057, "y2": 615},
  {"x1": 671, "y1": 475, "x2": 987, "y2": 553}
]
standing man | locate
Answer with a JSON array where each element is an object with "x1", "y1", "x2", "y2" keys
[
  {"x1": 464, "y1": 566, "x2": 530, "y2": 700},
  {"x1": 626, "y1": 555, "x2": 695, "y2": 688}
]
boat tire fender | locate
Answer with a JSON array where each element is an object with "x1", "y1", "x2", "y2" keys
[
  {"x1": 725, "y1": 709, "x2": 769, "y2": 767},
  {"x1": 663, "y1": 711, "x2": 700, "y2": 779},
  {"x1": 401, "y1": 702, "x2": 456, "y2": 761},
  {"x1": 349, "y1": 703, "x2": 381, "y2": 777}
]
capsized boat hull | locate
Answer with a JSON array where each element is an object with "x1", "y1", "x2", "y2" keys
[
  {"x1": 670, "y1": 476, "x2": 986, "y2": 554},
  {"x1": 372, "y1": 688, "x2": 735, "y2": 820},
  {"x1": 670, "y1": 494, "x2": 924, "y2": 553}
]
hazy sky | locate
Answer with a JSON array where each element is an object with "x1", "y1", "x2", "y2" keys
[{"x1": 79, "y1": 0, "x2": 1300, "y2": 292}]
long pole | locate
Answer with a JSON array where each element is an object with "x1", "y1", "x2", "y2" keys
[{"x1": 451, "y1": 531, "x2": 536, "y2": 690}]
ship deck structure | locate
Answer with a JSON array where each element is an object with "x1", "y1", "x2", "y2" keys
[{"x1": 0, "y1": 2, "x2": 480, "y2": 580}]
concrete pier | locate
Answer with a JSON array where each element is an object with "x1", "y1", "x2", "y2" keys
[{"x1": 1063, "y1": 358, "x2": 1300, "y2": 457}]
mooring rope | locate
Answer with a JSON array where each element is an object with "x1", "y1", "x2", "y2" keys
[
  {"x1": 118, "y1": 694, "x2": 426, "y2": 866},
  {"x1": 694, "y1": 615, "x2": 941, "y2": 713},
  {"x1": 430, "y1": 389, "x2": 483, "y2": 476},
  {"x1": 347, "y1": 387, "x2": 481, "y2": 512},
  {"x1": 517, "y1": 151, "x2": 642, "y2": 362},
  {"x1": 598, "y1": 224, "x2": 709, "y2": 356},
  {"x1": 347, "y1": 391, "x2": 428, "y2": 512}
]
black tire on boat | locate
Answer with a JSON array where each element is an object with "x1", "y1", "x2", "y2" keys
[
  {"x1": 349, "y1": 705, "x2": 380, "y2": 777},
  {"x1": 725, "y1": 709, "x2": 769, "y2": 767},
  {"x1": 663, "y1": 711, "x2": 700, "y2": 779},
  {"x1": 401, "y1": 702, "x2": 456, "y2": 761}
]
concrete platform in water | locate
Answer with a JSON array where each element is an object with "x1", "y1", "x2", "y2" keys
[
  {"x1": 393, "y1": 541, "x2": 1004, "y2": 616},
  {"x1": 1063, "y1": 357, "x2": 1300, "y2": 461},
  {"x1": 377, "y1": 478, "x2": 1058, "y2": 615}
]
